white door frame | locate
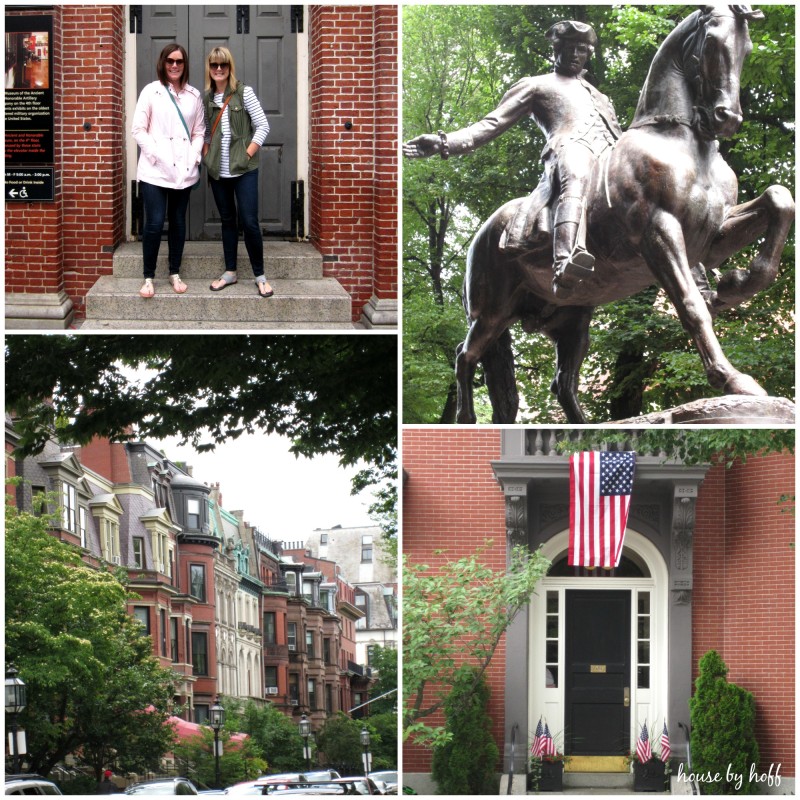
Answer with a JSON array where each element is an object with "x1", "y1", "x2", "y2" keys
[{"x1": 529, "y1": 528, "x2": 669, "y2": 757}]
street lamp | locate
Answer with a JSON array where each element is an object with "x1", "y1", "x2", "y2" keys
[
  {"x1": 360, "y1": 726, "x2": 371, "y2": 777},
  {"x1": 5, "y1": 666, "x2": 27, "y2": 774},
  {"x1": 209, "y1": 697, "x2": 226, "y2": 789},
  {"x1": 298, "y1": 714, "x2": 312, "y2": 771}
]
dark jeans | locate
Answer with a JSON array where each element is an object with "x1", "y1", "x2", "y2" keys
[
  {"x1": 209, "y1": 169, "x2": 264, "y2": 277},
  {"x1": 140, "y1": 181, "x2": 191, "y2": 278}
]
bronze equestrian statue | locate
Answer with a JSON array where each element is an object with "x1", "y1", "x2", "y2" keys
[{"x1": 404, "y1": 7, "x2": 794, "y2": 424}]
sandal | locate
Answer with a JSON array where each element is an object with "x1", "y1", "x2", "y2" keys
[
  {"x1": 210, "y1": 271, "x2": 238, "y2": 291},
  {"x1": 169, "y1": 274, "x2": 188, "y2": 294},
  {"x1": 139, "y1": 278, "x2": 155, "y2": 298},
  {"x1": 256, "y1": 276, "x2": 274, "y2": 298}
]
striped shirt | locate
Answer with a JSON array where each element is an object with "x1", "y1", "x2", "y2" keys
[{"x1": 208, "y1": 85, "x2": 270, "y2": 178}]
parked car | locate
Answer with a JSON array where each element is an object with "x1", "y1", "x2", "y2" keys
[
  {"x1": 330, "y1": 777, "x2": 383, "y2": 795},
  {"x1": 369, "y1": 772, "x2": 398, "y2": 794},
  {"x1": 5, "y1": 775, "x2": 63, "y2": 795},
  {"x1": 124, "y1": 777, "x2": 199, "y2": 795},
  {"x1": 262, "y1": 778, "x2": 382, "y2": 796},
  {"x1": 303, "y1": 770, "x2": 341, "y2": 781}
]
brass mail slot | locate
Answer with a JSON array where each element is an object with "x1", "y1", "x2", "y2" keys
[{"x1": 590, "y1": 664, "x2": 607, "y2": 673}]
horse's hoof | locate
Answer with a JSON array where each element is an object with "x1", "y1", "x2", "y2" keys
[{"x1": 722, "y1": 373, "x2": 768, "y2": 396}]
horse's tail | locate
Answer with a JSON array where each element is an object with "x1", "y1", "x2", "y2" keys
[{"x1": 483, "y1": 327, "x2": 519, "y2": 424}]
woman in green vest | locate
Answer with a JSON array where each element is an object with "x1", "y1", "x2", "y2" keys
[{"x1": 202, "y1": 47, "x2": 273, "y2": 297}]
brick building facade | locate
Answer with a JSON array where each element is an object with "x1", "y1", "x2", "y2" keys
[
  {"x1": 5, "y1": 5, "x2": 397, "y2": 328},
  {"x1": 403, "y1": 428, "x2": 795, "y2": 792}
]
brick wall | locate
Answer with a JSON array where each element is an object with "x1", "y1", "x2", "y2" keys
[
  {"x1": 5, "y1": 6, "x2": 125, "y2": 318},
  {"x1": 403, "y1": 428, "x2": 504, "y2": 773},
  {"x1": 308, "y1": 5, "x2": 398, "y2": 321},
  {"x1": 693, "y1": 453, "x2": 795, "y2": 776}
]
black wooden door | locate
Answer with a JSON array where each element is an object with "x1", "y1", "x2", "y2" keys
[
  {"x1": 565, "y1": 590, "x2": 631, "y2": 755},
  {"x1": 136, "y1": 5, "x2": 298, "y2": 239}
]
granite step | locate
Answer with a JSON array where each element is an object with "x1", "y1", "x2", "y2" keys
[
  {"x1": 111, "y1": 240, "x2": 323, "y2": 280},
  {"x1": 82, "y1": 276, "x2": 353, "y2": 330}
]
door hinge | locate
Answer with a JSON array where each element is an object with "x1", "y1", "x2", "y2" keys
[
  {"x1": 291, "y1": 6, "x2": 304, "y2": 34},
  {"x1": 237, "y1": 5, "x2": 250, "y2": 35},
  {"x1": 291, "y1": 180, "x2": 305, "y2": 240},
  {"x1": 130, "y1": 5, "x2": 142, "y2": 34}
]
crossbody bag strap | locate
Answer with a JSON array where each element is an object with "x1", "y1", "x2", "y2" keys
[
  {"x1": 210, "y1": 92, "x2": 235, "y2": 140},
  {"x1": 166, "y1": 85, "x2": 192, "y2": 139}
]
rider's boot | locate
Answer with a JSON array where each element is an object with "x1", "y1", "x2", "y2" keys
[
  {"x1": 552, "y1": 197, "x2": 595, "y2": 298},
  {"x1": 553, "y1": 223, "x2": 595, "y2": 298}
]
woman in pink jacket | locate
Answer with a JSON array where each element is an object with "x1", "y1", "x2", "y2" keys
[{"x1": 132, "y1": 43, "x2": 205, "y2": 298}]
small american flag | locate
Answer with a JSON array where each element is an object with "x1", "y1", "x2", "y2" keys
[
  {"x1": 531, "y1": 717, "x2": 545, "y2": 756},
  {"x1": 569, "y1": 451, "x2": 636, "y2": 568},
  {"x1": 636, "y1": 722, "x2": 653, "y2": 764},
  {"x1": 660, "y1": 722, "x2": 671, "y2": 763},
  {"x1": 541, "y1": 721, "x2": 557, "y2": 757}
]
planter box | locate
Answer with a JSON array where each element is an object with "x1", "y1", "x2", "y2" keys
[
  {"x1": 633, "y1": 758, "x2": 668, "y2": 792},
  {"x1": 527, "y1": 760, "x2": 564, "y2": 792}
]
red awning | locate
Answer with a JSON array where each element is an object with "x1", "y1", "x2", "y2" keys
[{"x1": 168, "y1": 716, "x2": 248, "y2": 744}]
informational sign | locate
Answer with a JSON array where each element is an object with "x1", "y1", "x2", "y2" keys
[
  {"x1": 5, "y1": 14, "x2": 54, "y2": 165},
  {"x1": 5, "y1": 167, "x2": 55, "y2": 201}
]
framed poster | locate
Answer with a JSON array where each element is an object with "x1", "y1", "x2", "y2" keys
[{"x1": 5, "y1": 14, "x2": 54, "y2": 164}]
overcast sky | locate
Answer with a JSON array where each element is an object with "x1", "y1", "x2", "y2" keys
[{"x1": 152, "y1": 431, "x2": 375, "y2": 544}]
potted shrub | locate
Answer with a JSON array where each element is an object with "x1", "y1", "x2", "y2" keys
[
  {"x1": 527, "y1": 719, "x2": 568, "y2": 792},
  {"x1": 528, "y1": 753, "x2": 567, "y2": 792},
  {"x1": 632, "y1": 757, "x2": 669, "y2": 792}
]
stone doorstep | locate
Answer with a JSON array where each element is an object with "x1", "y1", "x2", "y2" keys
[
  {"x1": 83, "y1": 276, "x2": 352, "y2": 325},
  {"x1": 112, "y1": 240, "x2": 324, "y2": 280}
]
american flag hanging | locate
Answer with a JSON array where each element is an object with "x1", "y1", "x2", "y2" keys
[
  {"x1": 569, "y1": 451, "x2": 636, "y2": 568},
  {"x1": 660, "y1": 722, "x2": 671, "y2": 763},
  {"x1": 636, "y1": 721, "x2": 653, "y2": 764}
]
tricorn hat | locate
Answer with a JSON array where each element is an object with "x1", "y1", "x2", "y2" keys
[{"x1": 545, "y1": 20, "x2": 598, "y2": 47}]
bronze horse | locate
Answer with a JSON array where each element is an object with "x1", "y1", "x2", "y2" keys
[{"x1": 454, "y1": 6, "x2": 794, "y2": 423}]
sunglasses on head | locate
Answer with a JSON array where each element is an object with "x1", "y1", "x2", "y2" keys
[
  {"x1": 165, "y1": 58, "x2": 184, "y2": 66},
  {"x1": 210, "y1": 62, "x2": 230, "y2": 70}
]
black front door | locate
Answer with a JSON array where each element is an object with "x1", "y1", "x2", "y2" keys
[
  {"x1": 565, "y1": 590, "x2": 630, "y2": 755},
  {"x1": 136, "y1": 5, "x2": 299, "y2": 239}
]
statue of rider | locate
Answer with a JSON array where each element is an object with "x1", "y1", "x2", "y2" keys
[{"x1": 404, "y1": 21, "x2": 623, "y2": 298}]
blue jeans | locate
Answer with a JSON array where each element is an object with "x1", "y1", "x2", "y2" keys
[
  {"x1": 209, "y1": 169, "x2": 264, "y2": 277},
  {"x1": 139, "y1": 181, "x2": 191, "y2": 278}
]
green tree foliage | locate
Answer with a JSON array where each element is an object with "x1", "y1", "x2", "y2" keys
[
  {"x1": 316, "y1": 713, "x2": 378, "y2": 775},
  {"x1": 223, "y1": 699, "x2": 305, "y2": 773},
  {"x1": 172, "y1": 726, "x2": 267, "y2": 789},
  {"x1": 403, "y1": 5, "x2": 795, "y2": 422},
  {"x1": 555, "y1": 429, "x2": 794, "y2": 468},
  {"x1": 5, "y1": 333, "x2": 397, "y2": 541},
  {"x1": 367, "y1": 646, "x2": 399, "y2": 716},
  {"x1": 404, "y1": 543, "x2": 551, "y2": 745},
  {"x1": 5, "y1": 501, "x2": 177, "y2": 778},
  {"x1": 367, "y1": 712, "x2": 399, "y2": 772},
  {"x1": 689, "y1": 651, "x2": 760, "y2": 794},
  {"x1": 430, "y1": 666, "x2": 500, "y2": 795}
]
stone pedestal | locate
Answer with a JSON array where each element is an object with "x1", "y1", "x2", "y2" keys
[{"x1": 612, "y1": 395, "x2": 795, "y2": 425}]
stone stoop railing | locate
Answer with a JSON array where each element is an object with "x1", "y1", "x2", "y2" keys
[{"x1": 81, "y1": 241, "x2": 354, "y2": 330}]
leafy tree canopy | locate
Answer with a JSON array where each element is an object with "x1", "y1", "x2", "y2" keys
[
  {"x1": 5, "y1": 335, "x2": 398, "y2": 539},
  {"x1": 5, "y1": 334, "x2": 396, "y2": 473},
  {"x1": 555, "y1": 429, "x2": 794, "y2": 468},
  {"x1": 403, "y1": 5, "x2": 795, "y2": 422},
  {"x1": 5, "y1": 501, "x2": 177, "y2": 778}
]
